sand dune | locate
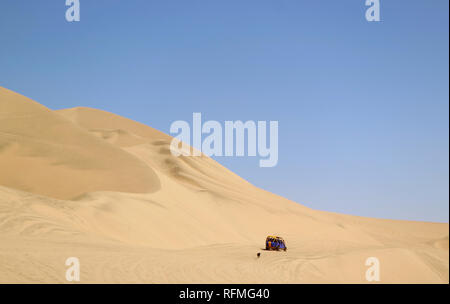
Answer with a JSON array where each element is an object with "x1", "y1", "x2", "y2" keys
[
  {"x1": 0, "y1": 87, "x2": 159, "y2": 199},
  {"x1": 0, "y1": 86, "x2": 448, "y2": 283}
]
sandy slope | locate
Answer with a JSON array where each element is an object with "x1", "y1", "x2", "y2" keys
[
  {"x1": 0, "y1": 88, "x2": 159, "y2": 199},
  {"x1": 0, "y1": 86, "x2": 448, "y2": 283}
]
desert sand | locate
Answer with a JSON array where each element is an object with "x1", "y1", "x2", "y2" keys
[{"x1": 0, "y1": 86, "x2": 448, "y2": 283}]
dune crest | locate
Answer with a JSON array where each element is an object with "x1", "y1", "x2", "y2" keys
[
  {"x1": 0, "y1": 87, "x2": 160, "y2": 199},
  {"x1": 0, "y1": 87, "x2": 448, "y2": 283}
]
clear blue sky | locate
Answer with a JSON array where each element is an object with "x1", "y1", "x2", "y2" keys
[{"x1": 0, "y1": 1, "x2": 448, "y2": 222}]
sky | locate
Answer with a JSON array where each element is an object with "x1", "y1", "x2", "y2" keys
[{"x1": 0, "y1": 0, "x2": 448, "y2": 222}]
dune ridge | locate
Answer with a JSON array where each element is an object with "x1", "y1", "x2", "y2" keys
[{"x1": 0, "y1": 87, "x2": 448, "y2": 283}]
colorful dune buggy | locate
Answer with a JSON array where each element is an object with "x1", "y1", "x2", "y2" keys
[{"x1": 265, "y1": 236, "x2": 287, "y2": 251}]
